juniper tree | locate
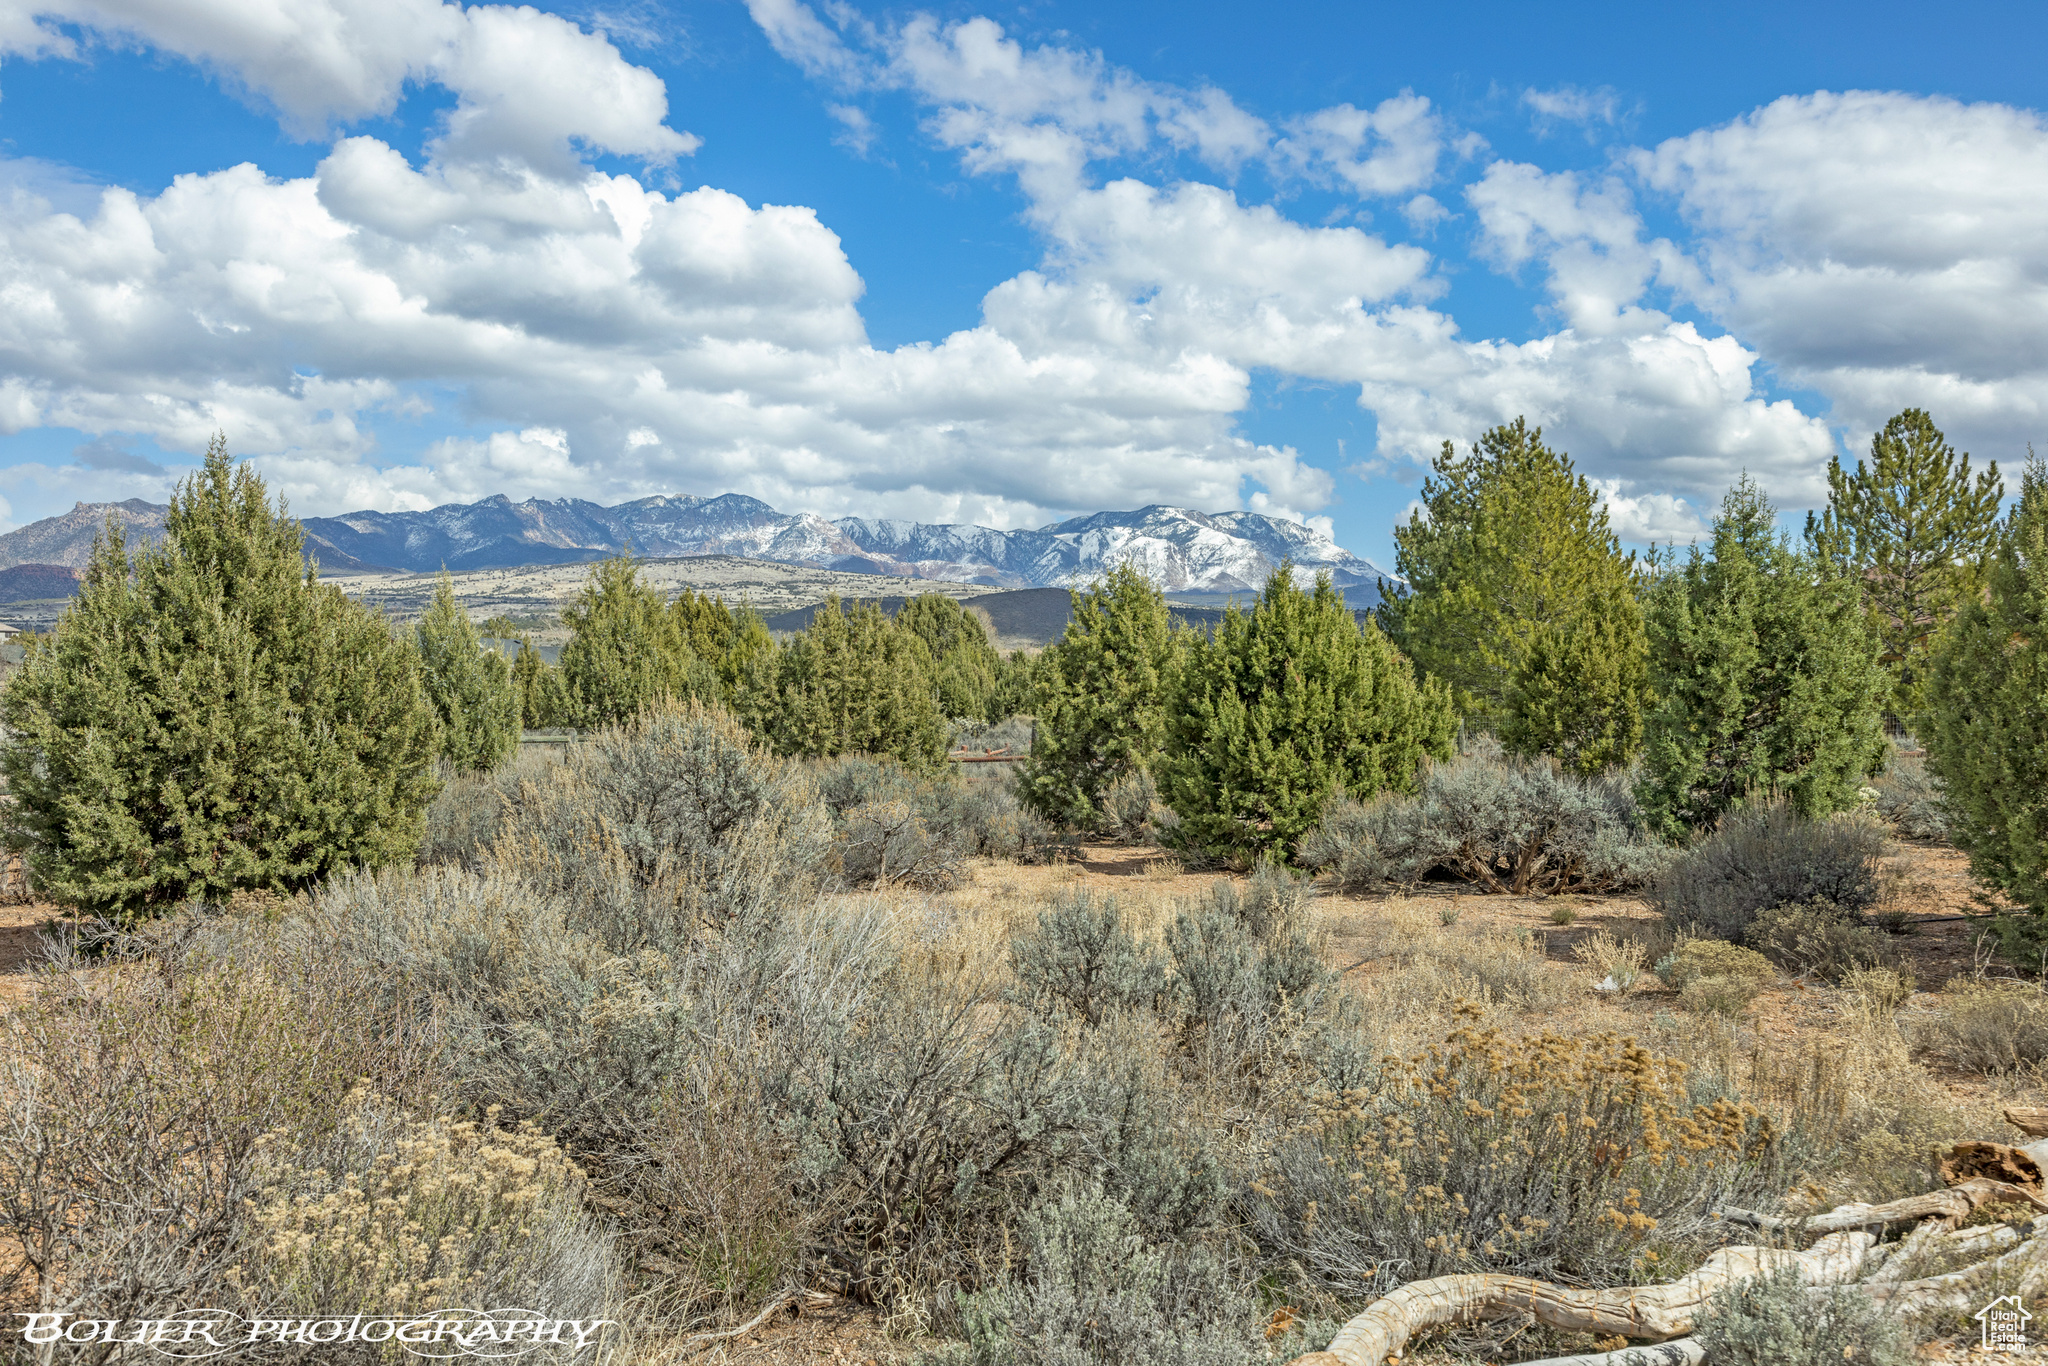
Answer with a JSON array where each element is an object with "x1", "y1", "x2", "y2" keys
[
  {"x1": 898, "y1": 593, "x2": 1002, "y2": 721},
  {"x1": 1160, "y1": 565, "x2": 1457, "y2": 861},
  {"x1": 760, "y1": 597, "x2": 946, "y2": 771},
  {"x1": 0, "y1": 437, "x2": 442, "y2": 922},
  {"x1": 1382, "y1": 417, "x2": 1648, "y2": 761},
  {"x1": 1920, "y1": 453, "x2": 2048, "y2": 923},
  {"x1": 1807, "y1": 408, "x2": 2003, "y2": 718},
  {"x1": 670, "y1": 587, "x2": 775, "y2": 704},
  {"x1": 1638, "y1": 478, "x2": 1889, "y2": 838},
  {"x1": 511, "y1": 637, "x2": 570, "y2": 728},
  {"x1": 558, "y1": 554, "x2": 714, "y2": 727},
  {"x1": 1019, "y1": 564, "x2": 1184, "y2": 828},
  {"x1": 415, "y1": 571, "x2": 519, "y2": 771}
]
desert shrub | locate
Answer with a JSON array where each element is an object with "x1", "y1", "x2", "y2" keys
[
  {"x1": 301, "y1": 864, "x2": 700, "y2": 1156},
  {"x1": 1011, "y1": 889, "x2": 1164, "y2": 1025},
  {"x1": 1920, "y1": 980, "x2": 2048, "y2": 1076},
  {"x1": 416, "y1": 746, "x2": 563, "y2": 869},
  {"x1": 492, "y1": 701, "x2": 830, "y2": 944},
  {"x1": 1298, "y1": 751, "x2": 1668, "y2": 896},
  {"x1": 1654, "y1": 940, "x2": 1776, "y2": 1017},
  {"x1": 817, "y1": 757, "x2": 1064, "y2": 887},
  {"x1": 1246, "y1": 1011, "x2": 1780, "y2": 1291},
  {"x1": 928, "y1": 1185, "x2": 1262, "y2": 1366},
  {"x1": 1692, "y1": 1265, "x2": 1912, "y2": 1366},
  {"x1": 1870, "y1": 743, "x2": 1948, "y2": 840},
  {"x1": 236, "y1": 1089, "x2": 620, "y2": 1343},
  {"x1": 1748, "y1": 898, "x2": 1914, "y2": 985},
  {"x1": 1648, "y1": 799, "x2": 1886, "y2": 943},
  {"x1": 1572, "y1": 929, "x2": 1648, "y2": 991},
  {"x1": 0, "y1": 948, "x2": 433, "y2": 1350},
  {"x1": 1656, "y1": 939, "x2": 1775, "y2": 993},
  {"x1": 950, "y1": 714, "x2": 1035, "y2": 756},
  {"x1": 1415, "y1": 929, "x2": 1576, "y2": 1013},
  {"x1": 1100, "y1": 768, "x2": 1168, "y2": 845}
]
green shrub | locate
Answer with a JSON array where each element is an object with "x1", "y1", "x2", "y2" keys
[
  {"x1": 1648, "y1": 799, "x2": 1886, "y2": 943},
  {"x1": 1011, "y1": 889, "x2": 1163, "y2": 1025},
  {"x1": 1298, "y1": 750, "x2": 1668, "y2": 895},
  {"x1": 1920, "y1": 981, "x2": 2048, "y2": 1076},
  {"x1": 416, "y1": 570, "x2": 521, "y2": 773},
  {"x1": 1246, "y1": 1015, "x2": 1781, "y2": 1290},
  {"x1": 1693, "y1": 1265, "x2": 1912, "y2": 1366},
  {"x1": 927, "y1": 1185, "x2": 1262, "y2": 1366},
  {"x1": 1161, "y1": 566, "x2": 1456, "y2": 862},
  {"x1": 0, "y1": 438, "x2": 442, "y2": 923},
  {"x1": 1748, "y1": 898, "x2": 1914, "y2": 985}
]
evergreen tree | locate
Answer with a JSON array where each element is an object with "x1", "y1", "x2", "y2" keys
[
  {"x1": 669, "y1": 587, "x2": 774, "y2": 704},
  {"x1": 558, "y1": 554, "x2": 713, "y2": 728},
  {"x1": 0, "y1": 437, "x2": 441, "y2": 922},
  {"x1": 1382, "y1": 417, "x2": 1649, "y2": 755},
  {"x1": 992, "y1": 648, "x2": 1041, "y2": 721},
  {"x1": 1019, "y1": 564, "x2": 1184, "y2": 828},
  {"x1": 415, "y1": 571, "x2": 519, "y2": 771},
  {"x1": 510, "y1": 637, "x2": 570, "y2": 728},
  {"x1": 761, "y1": 597, "x2": 946, "y2": 770},
  {"x1": 1502, "y1": 586, "x2": 1650, "y2": 775},
  {"x1": 897, "y1": 593, "x2": 1002, "y2": 721},
  {"x1": 1638, "y1": 478, "x2": 1889, "y2": 838},
  {"x1": 1160, "y1": 565, "x2": 1457, "y2": 861},
  {"x1": 1807, "y1": 408, "x2": 2003, "y2": 718},
  {"x1": 1920, "y1": 453, "x2": 2048, "y2": 921}
]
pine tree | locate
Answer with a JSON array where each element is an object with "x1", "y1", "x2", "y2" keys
[
  {"x1": 1638, "y1": 478, "x2": 1890, "y2": 838},
  {"x1": 897, "y1": 593, "x2": 1002, "y2": 721},
  {"x1": 415, "y1": 571, "x2": 520, "y2": 771},
  {"x1": 558, "y1": 554, "x2": 713, "y2": 728},
  {"x1": 1920, "y1": 452, "x2": 2048, "y2": 921},
  {"x1": 1807, "y1": 408, "x2": 2003, "y2": 719},
  {"x1": 1383, "y1": 417, "x2": 1649, "y2": 756},
  {"x1": 0, "y1": 437, "x2": 441, "y2": 922},
  {"x1": 1019, "y1": 564, "x2": 1184, "y2": 828},
  {"x1": 1160, "y1": 565, "x2": 1457, "y2": 861},
  {"x1": 761, "y1": 597, "x2": 946, "y2": 770}
]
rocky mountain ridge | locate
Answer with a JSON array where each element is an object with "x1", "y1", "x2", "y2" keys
[{"x1": 0, "y1": 492, "x2": 1394, "y2": 597}]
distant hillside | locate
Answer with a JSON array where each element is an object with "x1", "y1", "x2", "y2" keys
[
  {"x1": 0, "y1": 563, "x2": 83, "y2": 603},
  {"x1": 0, "y1": 493, "x2": 1392, "y2": 600}
]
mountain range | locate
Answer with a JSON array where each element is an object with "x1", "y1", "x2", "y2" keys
[{"x1": 0, "y1": 493, "x2": 1394, "y2": 598}]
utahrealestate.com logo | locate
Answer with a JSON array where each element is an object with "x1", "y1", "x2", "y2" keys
[{"x1": 14, "y1": 1309, "x2": 614, "y2": 1358}]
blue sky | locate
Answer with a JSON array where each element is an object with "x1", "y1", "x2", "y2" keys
[{"x1": 2, "y1": 0, "x2": 2043, "y2": 568}]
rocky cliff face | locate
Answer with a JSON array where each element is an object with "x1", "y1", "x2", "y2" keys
[{"x1": 0, "y1": 493, "x2": 1393, "y2": 597}]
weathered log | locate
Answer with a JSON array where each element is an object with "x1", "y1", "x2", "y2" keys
[
  {"x1": 1287, "y1": 1232, "x2": 1874, "y2": 1366},
  {"x1": 1715, "y1": 1176, "x2": 2048, "y2": 1233},
  {"x1": 1862, "y1": 1234, "x2": 2048, "y2": 1314},
  {"x1": 2005, "y1": 1105, "x2": 2048, "y2": 1138},
  {"x1": 1939, "y1": 1141, "x2": 2043, "y2": 1192}
]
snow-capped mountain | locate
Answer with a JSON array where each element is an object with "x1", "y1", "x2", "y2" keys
[{"x1": 0, "y1": 493, "x2": 1394, "y2": 597}]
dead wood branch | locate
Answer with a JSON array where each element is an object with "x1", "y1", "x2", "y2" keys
[
  {"x1": 1287, "y1": 1232, "x2": 1874, "y2": 1366},
  {"x1": 2005, "y1": 1105, "x2": 2048, "y2": 1138},
  {"x1": 1715, "y1": 1176, "x2": 2048, "y2": 1233}
]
